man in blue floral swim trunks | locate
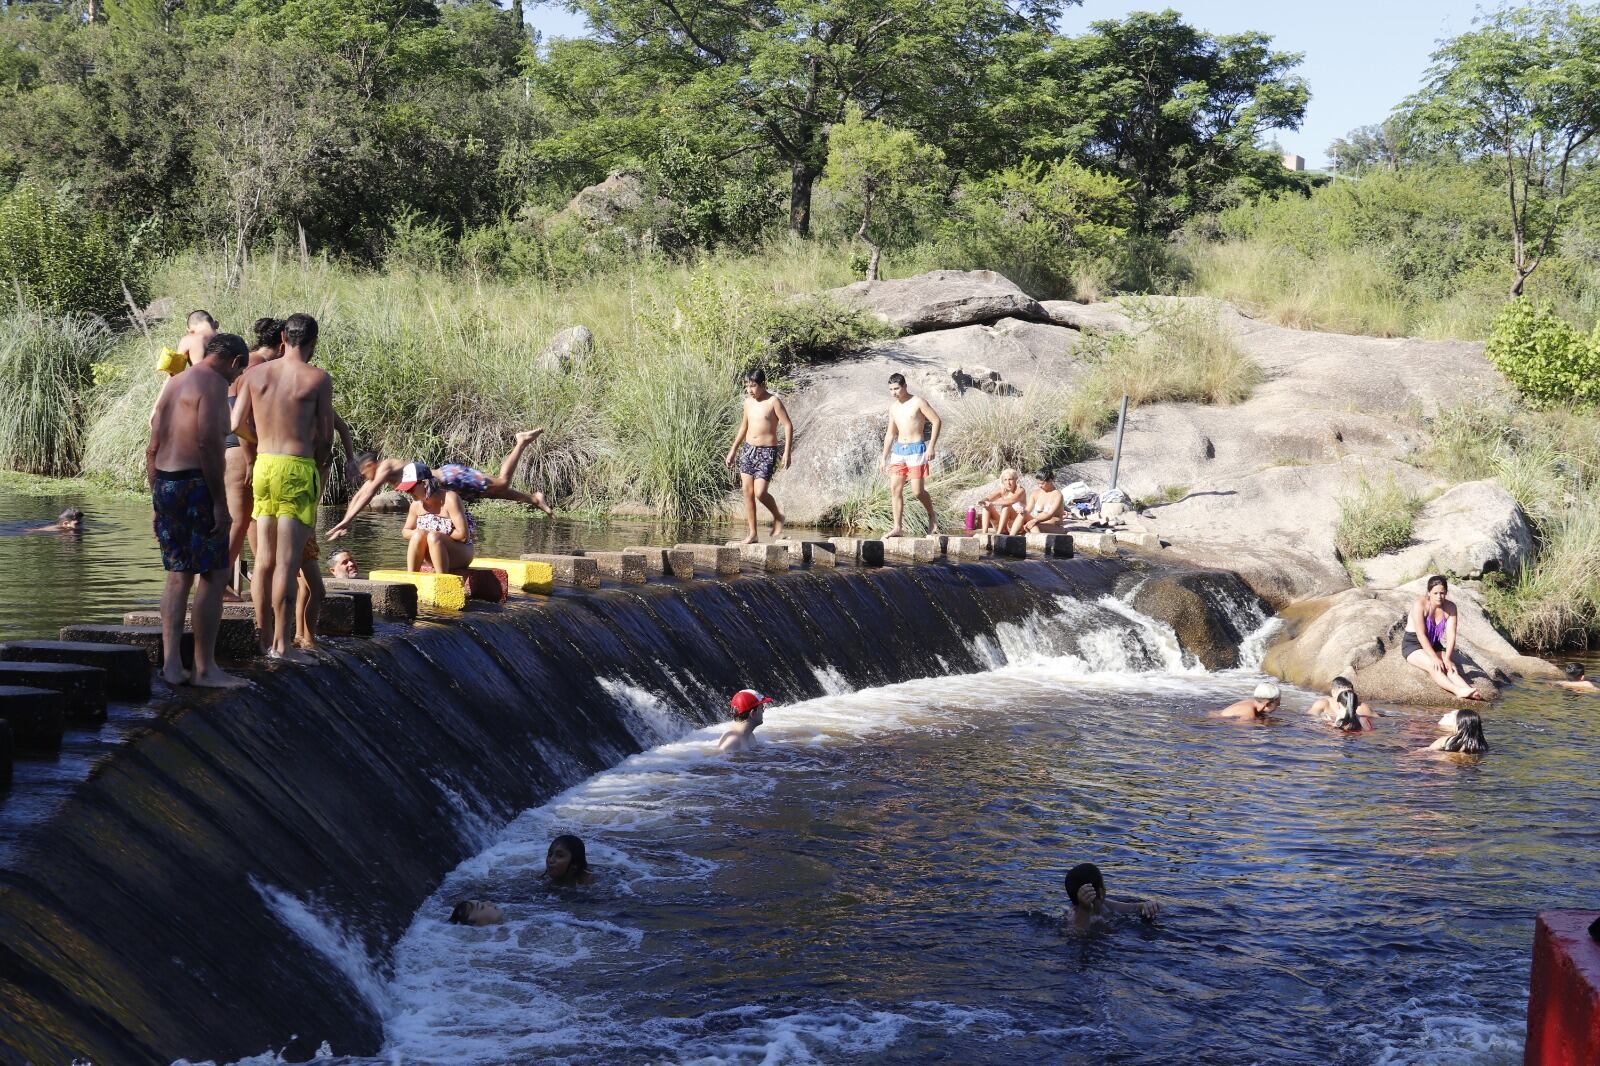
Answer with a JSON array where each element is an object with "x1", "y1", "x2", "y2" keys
[
  {"x1": 148, "y1": 332, "x2": 251, "y2": 689},
  {"x1": 723, "y1": 368, "x2": 794, "y2": 543}
]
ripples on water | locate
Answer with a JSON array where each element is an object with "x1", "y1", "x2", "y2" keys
[{"x1": 227, "y1": 605, "x2": 1597, "y2": 1066}]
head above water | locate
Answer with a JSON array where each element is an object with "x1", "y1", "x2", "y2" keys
[
  {"x1": 730, "y1": 689, "x2": 773, "y2": 721},
  {"x1": 1330, "y1": 675, "x2": 1357, "y2": 700},
  {"x1": 545, "y1": 834, "x2": 589, "y2": 883},
  {"x1": 1064, "y1": 862, "x2": 1106, "y2": 909},
  {"x1": 328, "y1": 548, "x2": 357, "y2": 578},
  {"x1": 447, "y1": 900, "x2": 504, "y2": 926},
  {"x1": 56, "y1": 507, "x2": 83, "y2": 530},
  {"x1": 1564, "y1": 662, "x2": 1586, "y2": 681},
  {"x1": 1441, "y1": 707, "x2": 1489, "y2": 754},
  {"x1": 1333, "y1": 689, "x2": 1363, "y2": 731},
  {"x1": 282, "y1": 312, "x2": 319, "y2": 354},
  {"x1": 1253, "y1": 681, "x2": 1281, "y2": 711}
]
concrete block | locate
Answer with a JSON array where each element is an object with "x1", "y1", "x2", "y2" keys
[
  {"x1": 317, "y1": 594, "x2": 356, "y2": 636},
  {"x1": 1075, "y1": 531, "x2": 1119, "y2": 554},
  {"x1": 0, "y1": 719, "x2": 10, "y2": 790},
  {"x1": 468, "y1": 557, "x2": 556, "y2": 592},
  {"x1": 60, "y1": 624, "x2": 194, "y2": 672},
  {"x1": 0, "y1": 685, "x2": 64, "y2": 749},
  {"x1": 577, "y1": 550, "x2": 647, "y2": 584},
  {"x1": 519, "y1": 553, "x2": 601, "y2": 589},
  {"x1": 676, "y1": 543, "x2": 740, "y2": 575},
  {"x1": 1025, "y1": 532, "x2": 1074, "y2": 557},
  {"x1": 1525, "y1": 910, "x2": 1600, "y2": 1066},
  {"x1": 883, "y1": 536, "x2": 939, "y2": 563},
  {"x1": 1114, "y1": 530, "x2": 1159, "y2": 552},
  {"x1": 0, "y1": 662, "x2": 107, "y2": 723},
  {"x1": 636, "y1": 547, "x2": 696, "y2": 580},
  {"x1": 368, "y1": 570, "x2": 468, "y2": 610},
  {"x1": 120, "y1": 612, "x2": 260, "y2": 662},
  {"x1": 326, "y1": 578, "x2": 418, "y2": 620},
  {"x1": 418, "y1": 565, "x2": 510, "y2": 603},
  {"x1": 329, "y1": 590, "x2": 373, "y2": 635},
  {"x1": 831, "y1": 538, "x2": 885, "y2": 566},
  {"x1": 0, "y1": 640, "x2": 150, "y2": 700},
  {"x1": 984, "y1": 534, "x2": 1027, "y2": 557},
  {"x1": 939, "y1": 535, "x2": 984, "y2": 561},
  {"x1": 725, "y1": 542, "x2": 790, "y2": 572},
  {"x1": 772, "y1": 540, "x2": 836, "y2": 568}
]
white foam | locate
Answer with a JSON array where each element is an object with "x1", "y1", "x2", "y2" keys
[
  {"x1": 598, "y1": 677, "x2": 696, "y2": 748},
  {"x1": 251, "y1": 879, "x2": 393, "y2": 1022}
]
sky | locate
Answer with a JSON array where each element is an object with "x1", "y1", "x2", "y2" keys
[{"x1": 522, "y1": 1, "x2": 1480, "y2": 169}]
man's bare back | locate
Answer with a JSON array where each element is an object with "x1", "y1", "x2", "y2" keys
[
  {"x1": 151, "y1": 364, "x2": 230, "y2": 475},
  {"x1": 235, "y1": 358, "x2": 331, "y2": 458}
]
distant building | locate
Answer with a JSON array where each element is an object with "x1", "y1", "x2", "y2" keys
[{"x1": 1282, "y1": 154, "x2": 1306, "y2": 172}]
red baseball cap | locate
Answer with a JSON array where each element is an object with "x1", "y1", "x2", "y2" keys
[{"x1": 729, "y1": 689, "x2": 773, "y2": 716}]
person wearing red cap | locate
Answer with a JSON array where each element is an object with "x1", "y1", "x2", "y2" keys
[{"x1": 717, "y1": 689, "x2": 774, "y2": 753}]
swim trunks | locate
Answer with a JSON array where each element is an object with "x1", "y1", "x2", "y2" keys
[
  {"x1": 738, "y1": 443, "x2": 779, "y2": 481},
  {"x1": 889, "y1": 440, "x2": 929, "y2": 479},
  {"x1": 152, "y1": 469, "x2": 229, "y2": 574},
  {"x1": 435, "y1": 463, "x2": 491, "y2": 502},
  {"x1": 252, "y1": 453, "x2": 320, "y2": 528}
]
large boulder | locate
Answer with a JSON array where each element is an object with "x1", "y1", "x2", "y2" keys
[
  {"x1": 825, "y1": 269, "x2": 1048, "y2": 333},
  {"x1": 1122, "y1": 569, "x2": 1270, "y2": 670},
  {"x1": 1359, "y1": 480, "x2": 1534, "y2": 587},
  {"x1": 564, "y1": 172, "x2": 651, "y2": 225},
  {"x1": 1040, "y1": 300, "x2": 1138, "y2": 334},
  {"x1": 1262, "y1": 580, "x2": 1560, "y2": 706},
  {"x1": 539, "y1": 324, "x2": 595, "y2": 373}
]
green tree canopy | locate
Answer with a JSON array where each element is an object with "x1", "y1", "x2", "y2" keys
[{"x1": 821, "y1": 107, "x2": 946, "y2": 279}]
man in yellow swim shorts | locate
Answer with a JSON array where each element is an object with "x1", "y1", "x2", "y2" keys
[{"x1": 232, "y1": 312, "x2": 334, "y2": 664}]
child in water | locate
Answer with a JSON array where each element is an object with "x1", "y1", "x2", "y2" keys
[
  {"x1": 1064, "y1": 862, "x2": 1159, "y2": 933},
  {"x1": 542, "y1": 833, "x2": 597, "y2": 887},
  {"x1": 1428, "y1": 707, "x2": 1489, "y2": 755}
]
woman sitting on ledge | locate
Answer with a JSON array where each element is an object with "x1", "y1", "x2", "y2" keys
[
  {"x1": 976, "y1": 468, "x2": 1026, "y2": 534},
  {"x1": 1402, "y1": 575, "x2": 1485, "y2": 701},
  {"x1": 401, "y1": 465, "x2": 476, "y2": 575}
]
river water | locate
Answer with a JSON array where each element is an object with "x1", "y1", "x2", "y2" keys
[{"x1": 235, "y1": 601, "x2": 1597, "y2": 1066}]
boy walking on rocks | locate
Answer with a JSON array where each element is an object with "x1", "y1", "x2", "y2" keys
[
  {"x1": 724, "y1": 368, "x2": 793, "y2": 543},
  {"x1": 880, "y1": 372, "x2": 942, "y2": 537}
]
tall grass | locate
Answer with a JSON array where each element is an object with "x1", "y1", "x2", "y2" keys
[
  {"x1": 1182, "y1": 241, "x2": 1418, "y2": 338},
  {"x1": 1334, "y1": 476, "x2": 1423, "y2": 560},
  {"x1": 944, "y1": 387, "x2": 1092, "y2": 475},
  {"x1": 1486, "y1": 497, "x2": 1600, "y2": 649},
  {"x1": 817, "y1": 465, "x2": 983, "y2": 534},
  {"x1": 0, "y1": 310, "x2": 112, "y2": 476}
]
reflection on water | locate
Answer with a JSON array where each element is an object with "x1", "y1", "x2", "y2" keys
[
  {"x1": 0, "y1": 490, "x2": 779, "y2": 641},
  {"x1": 341, "y1": 647, "x2": 1594, "y2": 1066}
]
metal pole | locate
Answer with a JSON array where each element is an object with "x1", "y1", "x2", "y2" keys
[{"x1": 1108, "y1": 394, "x2": 1130, "y2": 491}]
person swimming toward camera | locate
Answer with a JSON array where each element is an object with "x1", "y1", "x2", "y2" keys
[
  {"x1": 1308, "y1": 676, "x2": 1375, "y2": 732},
  {"x1": 541, "y1": 834, "x2": 597, "y2": 887},
  {"x1": 1063, "y1": 862, "x2": 1159, "y2": 933},
  {"x1": 27, "y1": 507, "x2": 84, "y2": 534},
  {"x1": 1211, "y1": 681, "x2": 1281, "y2": 720},
  {"x1": 718, "y1": 689, "x2": 773, "y2": 753}
]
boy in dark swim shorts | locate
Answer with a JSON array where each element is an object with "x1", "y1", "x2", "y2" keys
[
  {"x1": 738, "y1": 443, "x2": 779, "y2": 482},
  {"x1": 723, "y1": 369, "x2": 794, "y2": 543}
]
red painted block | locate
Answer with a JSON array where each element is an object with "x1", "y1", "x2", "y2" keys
[
  {"x1": 1526, "y1": 910, "x2": 1600, "y2": 1066},
  {"x1": 419, "y1": 565, "x2": 510, "y2": 603}
]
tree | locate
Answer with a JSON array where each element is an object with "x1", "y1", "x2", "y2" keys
[
  {"x1": 549, "y1": 0, "x2": 1066, "y2": 236},
  {"x1": 1327, "y1": 117, "x2": 1424, "y2": 174},
  {"x1": 821, "y1": 108, "x2": 944, "y2": 279},
  {"x1": 1405, "y1": 1, "x2": 1600, "y2": 297},
  {"x1": 1026, "y1": 11, "x2": 1308, "y2": 232}
]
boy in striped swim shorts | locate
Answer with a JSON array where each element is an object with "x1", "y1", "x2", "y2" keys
[{"x1": 878, "y1": 373, "x2": 943, "y2": 537}]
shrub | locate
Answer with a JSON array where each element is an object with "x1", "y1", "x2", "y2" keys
[
  {"x1": 758, "y1": 296, "x2": 895, "y2": 375},
  {"x1": 944, "y1": 388, "x2": 1093, "y2": 474},
  {"x1": 1485, "y1": 496, "x2": 1600, "y2": 649},
  {"x1": 0, "y1": 310, "x2": 112, "y2": 475},
  {"x1": 817, "y1": 464, "x2": 982, "y2": 534},
  {"x1": 0, "y1": 183, "x2": 150, "y2": 320},
  {"x1": 1484, "y1": 297, "x2": 1600, "y2": 406},
  {"x1": 1334, "y1": 476, "x2": 1423, "y2": 560}
]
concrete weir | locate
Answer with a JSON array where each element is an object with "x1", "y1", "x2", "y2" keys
[{"x1": 0, "y1": 537, "x2": 1269, "y2": 1066}]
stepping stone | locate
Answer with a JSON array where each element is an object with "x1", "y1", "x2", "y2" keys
[
  {"x1": 771, "y1": 540, "x2": 836, "y2": 568},
  {"x1": 635, "y1": 547, "x2": 696, "y2": 580},
  {"x1": 0, "y1": 685, "x2": 65, "y2": 749},
  {"x1": 675, "y1": 544, "x2": 740, "y2": 575},
  {"x1": 883, "y1": 536, "x2": 939, "y2": 563},
  {"x1": 118, "y1": 613, "x2": 260, "y2": 662},
  {"x1": 830, "y1": 537, "x2": 885, "y2": 566},
  {"x1": 327, "y1": 590, "x2": 373, "y2": 635},
  {"x1": 316, "y1": 593, "x2": 357, "y2": 636},
  {"x1": 0, "y1": 720, "x2": 10, "y2": 790},
  {"x1": 985, "y1": 534, "x2": 1027, "y2": 558},
  {"x1": 0, "y1": 640, "x2": 150, "y2": 700},
  {"x1": 576, "y1": 550, "x2": 648, "y2": 584},
  {"x1": 60, "y1": 624, "x2": 194, "y2": 670},
  {"x1": 724, "y1": 542, "x2": 790, "y2": 572},
  {"x1": 0, "y1": 662, "x2": 107, "y2": 723},
  {"x1": 938, "y1": 535, "x2": 984, "y2": 561},
  {"x1": 417, "y1": 565, "x2": 511, "y2": 603},
  {"x1": 1024, "y1": 533, "x2": 1074, "y2": 557},
  {"x1": 468, "y1": 557, "x2": 556, "y2": 592},
  {"x1": 1115, "y1": 530, "x2": 1161, "y2": 551},
  {"x1": 1076, "y1": 531, "x2": 1119, "y2": 554},
  {"x1": 368, "y1": 570, "x2": 468, "y2": 610},
  {"x1": 518, "y1": 553, "x2": 600, "y2": 589},
  {"x1": 325, "y1": 578, "x2": 418, "y2": 620}
]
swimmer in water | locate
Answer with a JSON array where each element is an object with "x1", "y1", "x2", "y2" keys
[
  {"x1": 1307, "y1": 676, "x2": 1373, "y2": 718},
  {"x1": 1323, "y1": 689, "x2": 1374, "y2": 732},
  {"x1": 717, "y1": 689, "x2": 773, "y2": 753},
  {"x1": 1064, "y1": 862, "x2": 1159, "y2": 933},
  {"x1": 28, "y1": 507, "x2": 84, "y2": 533},
  {"x1": 1554, "y1": 662, "x2": 1599, "y2": 693},
  {"x1": 327, "y1": 547, "x2": 358, "y2": 579},
  {"x1": 1211, "y1": 681, "x2": 1281, "y2": 720},
  {"x1": 1427, "y1": 707, "x2": 1489, "y2": 754},
  {"x1": 541, "y1": 833, "x2": 597, "y2": 887},
  {"x1": 448, "y1": 900, "x2": 504, "y2": 926}
]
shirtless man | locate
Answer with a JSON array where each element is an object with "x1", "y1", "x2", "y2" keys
[
  {"x1": 177, "y1": 310, "x2": 218, "y2": 371},
  {"x1": 231, "y1": 312, "x2": 333, "y2": 663},
  {"x1": 879, "y1": 373, "x2": 942, "y2": 537},
  {"x1": 717, "y1": 689, "x2": 773, "y2": 753},
  {"x1": 324, "y1": 431, "x2": 551, "y2": 541},
  {"x1": 1554, "y1": 662, "x2": 1599, "y2": 693},
  {"x1": 28, "y1": 507, "x2": 84, "y2": 533},
  {"x1": 723, "y1": 368, "x2": 793, "y2": 543},
  {"x1": 1211, "y1": 681, "x2": 1281, "y2": 721},
  {"x1": 147, "y1": 332, "x2": 250, "y2": 688},
  {"x1": 1020, "y1": 470, "x2": 1067, "y2": 534}
]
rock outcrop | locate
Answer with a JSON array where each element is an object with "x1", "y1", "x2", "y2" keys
[
  {"x1": 1262, "y1": 580, "x2": 1560, "y2": 705},
  {"x1": 825, "y1": 269, "x2": 1049, "y2": 333},
  {"x1": 563, "y1": 172, "x2": 667, "y2": 226},
  {"x1": 1358, "y1": 480, "x2": 1534, "y2": 587},
  {"x1": 1120, "y1": 569, "x2": 1270, "y2": 670},
  {"x1": 540, "y1": 324, "x2": 595, "y2": 373}
]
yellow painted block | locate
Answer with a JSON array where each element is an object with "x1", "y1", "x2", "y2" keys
[
  {"x1": 369, "y1": 569, "x2": 468, "y2": 610},
  {"x1": 472, "y1": 557, "x2": 556, "y2": 592}
]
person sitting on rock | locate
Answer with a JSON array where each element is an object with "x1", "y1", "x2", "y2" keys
[
  {"x1": 1426, "y1": 707, "x2": 1489, "y2": 755},
  {"x1": 1212, "y1": 681, "x2": 1281, "y2": 720},
  {"x1": 1555, "y1": 662, "x2": 1599, "y2": 693},
  {"x1": 1063, "y1": 862, "x2": 1158, "y2": 934},
  {"x1": 327, "y1": 548, "x2": 359, "y2": 579},
  {"x1": 1308, "y1": 676, "x2": 1375, "y2": 728},
  {"x1": 1020, "y1": 469, "x2": 1067, "y2": 534},
  {"x1": 1401, "y1": 575, "x2": 1486, "y2": 701},
  {"x1": 976, "y1": 468, "x2": 1026, "y2": 534},
  {"x1": 448, "y1": 900, "x2": 504, "y2": 926},
  {"x1": 718, "y1": 689, "x2": 773, "y2": 753}
]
